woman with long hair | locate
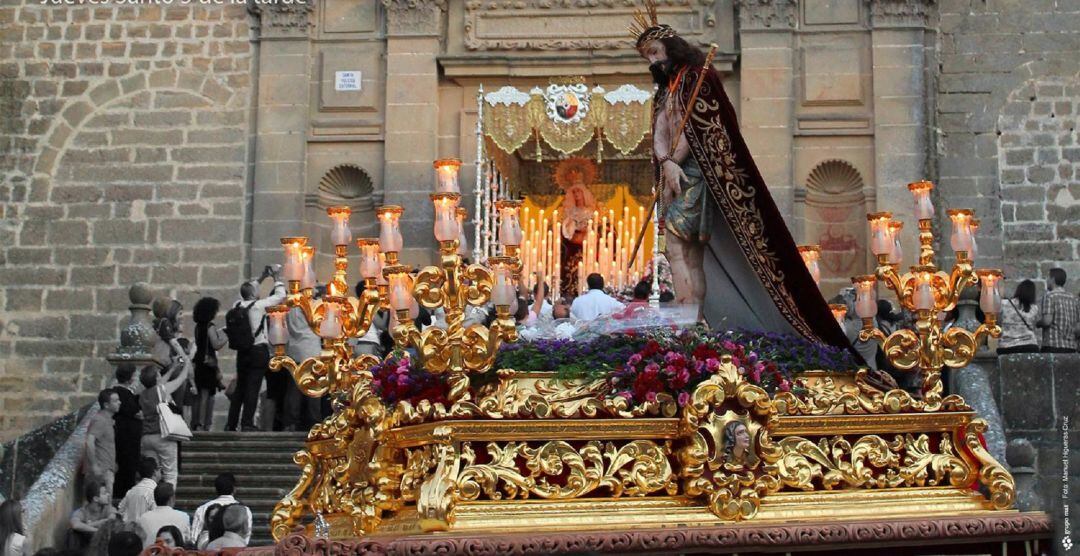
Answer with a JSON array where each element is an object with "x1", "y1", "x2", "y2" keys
[
  {"x1": 112, "y1": 364, "x2": 143, "y2": 499},
  {"x1": 0, "y1": 500, "x2": 28, "y2": 556},
  {"x1": 139, "y1": 338, "x2": 195, "y2": 486},
  {"x1": 998, "y1": 279, "x2": 1041, "y2": 354},
  {"x1": 191, "y1": 297, "x2": 228, "y2": 432}
]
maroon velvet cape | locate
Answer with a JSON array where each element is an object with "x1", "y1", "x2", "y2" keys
[{"x1": 662, "y1": 65, "x2": 852, "y2": 350}]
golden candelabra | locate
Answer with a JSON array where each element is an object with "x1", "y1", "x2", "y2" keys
[{"x1": 853, "y1": 180, "x2": 1003, "y2": 411}]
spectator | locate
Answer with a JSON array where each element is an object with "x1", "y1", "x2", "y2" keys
[
  {"x1": 552, "y1": 298, "x2": 571, "y2": 320},
  {"x1": 152, "y1": 298, "x2": 193, "y2": 415},
  {"x1": 151, "y1": 525, "x2": 184, "y2": 549},
  {"x1": 524, "y1": 274, "x2": 553, "y2": 326},
  {"x1": 118, "y1": 457, "x2": 159, "y2": 523},
  {"x1": 112, "y1": 365, "x2": 143, "y2": 500},
  {"x1": 0, "y1": 500, "x2": 28, "y2": 556},
  {"x1": 570, "y1": 274, "x2": 625, "y2": 321},
  {"x1": 139, "y1": 340, "x2": 195, "y2": 486},
  {"x1": 226, "y1": 266, "x2": 287, "y2": 432},
  {"x1": 203, "y1": 506, "x2": 248, "y2": 550},
  {"x1": 190, "y1": 473, "x2": 252, "y2": 549},
  {"x1": 658, "y1": 290, "x2": 675, "y2": 304},
  {"x1": 998, "y1": 279, "x2": 1041, "y2": 354},
  {"x1": 352, "y1": 281, "x2": 386, "y2": 358},
  {"x1": 615, "y1": 281, "x2": 652, "y2": 320},
  {"x1": 86, "y1": 389, "x2": 121, "y2": 497},
  {"x1": 283, "y1": 294, "x2": 323, "y2": 432},
  {"x1": 135, "y1": 483, "x2": 189, "y2": 548},
  {"x1": 68, "y1": 481, "x2": 117, "y2": 550},
  {"x1": 106, "y1": 531, "x2": 142, "y2": 556},
  {"x1": 1038, "y1": 268, "x2": 1080, "y2": 353},
  {"x1": 192, "y1": 297, "x2": 228, "y2": 432}
]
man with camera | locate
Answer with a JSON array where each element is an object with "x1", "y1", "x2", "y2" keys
[{"x1": 224, "y1": 264, "x2": 286, "y2": 432}]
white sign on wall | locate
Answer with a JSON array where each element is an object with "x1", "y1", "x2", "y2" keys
[{"x1": 335, "y1": 71, "x2": 361, "y2": 92}]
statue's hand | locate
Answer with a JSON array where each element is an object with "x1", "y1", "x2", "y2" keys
[{"x1": 662, "y1": 161, "x2": 686, "y2": 198}]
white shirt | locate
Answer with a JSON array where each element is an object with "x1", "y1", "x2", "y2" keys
[
  {"x1": 286, "y1": 306, "x2": 321, "y2": 362},
  {"x1": 137, "y1": 506, "x2": 191, "y2": 547},
  {"x1": 118, "y1": 478, "x2": 157, "y2": 523},
  {"x1": 570, "y1": 289, "x2": 625, "y2": 321},
  {"x1": 190, "y1": 495, "x2": 252, "y2": 548},
  {"x1": 235, "y1": 280, "x2": 286, "y2": 346}
]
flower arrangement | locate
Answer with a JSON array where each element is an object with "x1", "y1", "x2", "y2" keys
[{"x1": 369, "y1": 351, "x2": 449, "y2": 406}]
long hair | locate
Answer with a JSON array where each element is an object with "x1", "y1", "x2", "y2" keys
[
  {"x1": 192, "y1": 297, "x2": 220, "y2": 324},
  {"x1": 0, "y1": 499, "x2": 24, "y2": 553},
  {"x1": 1014, "y1": 279, "x2": 1036, "y2": 312},
  {"x1": 659, "y1": 35, "x2": 707, "y2": 71}
]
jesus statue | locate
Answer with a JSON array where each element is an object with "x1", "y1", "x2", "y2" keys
[{"x1": 632, "y1": 2, "x2": 851, "y2": 349}]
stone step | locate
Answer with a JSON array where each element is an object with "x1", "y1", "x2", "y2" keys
[
  {"x1": 183, "y1": 439, "x2": 307, "y2": 452},
  {"x1": 181, "y1": 450, "x2": 298, "y2": 464},
  {"x1": 178, "y1": 461, "x2": 299, "y2": 475},
  {"x1": 176, "y1": 485, "x2": 290, "y2": 499}
]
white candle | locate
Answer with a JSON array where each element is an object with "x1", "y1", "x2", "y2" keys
[
  {"x1": 319, "y1": 301, "x2": 343, "y2": 339},
  {"x1": 914, "y1": 273, "x2": 934, "y2": 311},
  {"x1": 267, "y1": 308, "x2": 288, "y2": 346}
]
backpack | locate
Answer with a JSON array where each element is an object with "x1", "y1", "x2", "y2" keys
[
  {"x1": 225, "y1": 302, "x2": 262, "y2": 351},
  {"x1": 205, "y1": 502, "x2": 242, "y2": 543}
]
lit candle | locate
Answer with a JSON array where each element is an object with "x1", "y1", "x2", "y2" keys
[
  {"x1": 887, "y1": 221, "x2": 904, "y2": 265},
  {"x1": 267, "y1": 305, "x2": 289, "y2": 347},
  {"x1": 490, "y1": 258, "x2": 515, "y2": 307},
  {"x1": 829, "y1": 304, "x2": 847, "y2": 328},
  {"x1": 867, "y1": 212, "x2": 894, "y2": 257},
  {"x1": 376, "y1": 206, "x2": 404, "y2": 256},
  {"x1": 947, "y1": 208, "x2": 974, "y2": 257},
  {"x1": 328, "y1": 206, "x2": 352, "y2": 247},
  {"x1": 432, "y1": 193, "x2": 460, "y2": 243},
  {"x1": 977, "y1": 269, "x2": 1003, "y2": 315},
  {"x1": 798, "y1": 245, "x2": 821, "y2": 285},
  {"x1": 433, "y1": 158, "x2": 462, "y2": 194},
  {"x1": 300, "y1": 246, "x2": 316, "y2": 291},
  {"x1": 319, "y1": 297, "x2": 344, "y2": 339},
  {"x1": 852, "y1": 275, "x2": 878, "y2": 319},
  {"x1": 969, "y1": 219, "x2": 980, "y2": 261},
  {"x1": 281, "y1": 237, "x2": 307, "y2": 282},
  {"x1": 908, "y1": 180, "x2": 935, "y2": 220},
  {"x1": 357, "y1": 238, "x2": 380, "y2": 280},
  {"x1": 914, "y1": 270, "x2": 935, "y2": 311},
  {"x1": 387, "y1": 269, "x2": 412, "y2": 312}
]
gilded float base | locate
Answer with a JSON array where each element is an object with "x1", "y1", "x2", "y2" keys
[{"x1": 315, "y1": 487, "x2": 999, "y2": 537}]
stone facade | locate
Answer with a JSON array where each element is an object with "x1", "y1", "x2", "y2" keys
[
  {"x1": 0, "y1": 0, "x2": 1077, "y2": 445},
  {"x1": 0, "y1": 5, "x2": 254, "y2": 438}
]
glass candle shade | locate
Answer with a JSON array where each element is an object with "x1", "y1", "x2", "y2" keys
[
  {"x1": 356, "y1": 238, "x2": 381, "y2": 280},
  {"x1": 328, "y1": 206, "x2": 352, "y2": 246},
  {"x1": 908, "y1": 180, "x2": 935, "y2": 220},
  {"x1": 829, "y1": 304, "x2": 847, "y2": 328},
  {"x1": 281, "y1": 237, "x2": 307, "y2": 282},
  {"x1": 867, "y1": 212, "x2": 894, "y2": 257},
  {"x1": 457, "y1": 208, "x2": 470, "y2": 258},
  {"x1": 267, "y1": 305, "x2": 289, "y2": 347},
  {"x1": 852, "y1": 275, "x2": 878, "y2": 319},
  {"x1": 433, "y1": 158, "x2": 462, "y2": 194},
  {"x1": 495, "y1": 200, "x2": 524, "y2": 247},
  {"x1": 887, "y1": 221, "x2": 904, "y2": 265},
  {"x1": 432, "y1": 193, "x2": 461, "y2": 243},
  {"x1": 947, "y1": 209, "x2": 974, "y2": 255},
  {"x1": 386, "y1": 268, "x2": 412, "y2": 312},
  {"x1": 376, "y1": 206, "x2": 404, "y2": 254},
  {"x1": 300, "y1": 246, "x2": 316, "y2": 290},
  {"x1": 490, "y1": 257, "x2": 515, "y2": 306},
  {"x1": 977, "y1": 270, "x2": 1003, "y2": 315},
  {"x1": 376, "y1": 253, "x2": 388, "y2": 287},
  {"x1": 969, "y1": 219, "x2": 980, "y2": 261},
  {"x1": 913, "y1": 270, "x2": 935, "y2": 311},
  {"x1": 318, "y1": 298, "x2": 344, "y2": 339},
  {"x1": 797, "y1": 245, "x2": 821, "y2": 284}
]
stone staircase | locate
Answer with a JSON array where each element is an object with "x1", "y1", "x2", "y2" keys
[{"x1": 176, "y1": 431, "x2": 306, "y2": 546}]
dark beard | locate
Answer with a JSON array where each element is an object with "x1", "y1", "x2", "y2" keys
[{"x1": 649, "y1": 60, "x2": 673, "y2": 88}]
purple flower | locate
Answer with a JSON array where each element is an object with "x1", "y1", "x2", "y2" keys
[{"x1": 678, "y1": 392, "x2": 690, "y2": 406}]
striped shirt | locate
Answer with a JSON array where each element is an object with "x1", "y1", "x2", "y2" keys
[{"x1": 1040, "y1": 290, "x2": 1080, "y2": 351}]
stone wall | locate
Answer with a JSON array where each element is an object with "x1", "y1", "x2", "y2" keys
[
  {"x1": 0, "y1": 5, "x2": 255, "y2": 440},
  {"x1": 935, "y1": 0, "x2": 1079, "y2": 288}
]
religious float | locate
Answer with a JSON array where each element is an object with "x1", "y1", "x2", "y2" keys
[{"x1": 160, "y1": 152, "x2": 1049, "y2": 554}]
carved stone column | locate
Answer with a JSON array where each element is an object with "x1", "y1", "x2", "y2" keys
[
  {"x1": 735, "y1": 0, "x2": 798, "y2": 222},
  {"x1": 107, "y1": 283, "x2": 158, "y2": 368},
  {"x1": 248, "y1": 5, "x2": 314, "y2": 274},
  {"x1": 381, "y1": 0, "x2": 446, "y2": 261},
  {"x1": 868, "y1": 0, "x2": 936, "y2": 260}
]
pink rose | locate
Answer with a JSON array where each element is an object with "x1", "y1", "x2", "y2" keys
[{"x1": 678, "y1": 392, "x2": 690, "y2": 406}]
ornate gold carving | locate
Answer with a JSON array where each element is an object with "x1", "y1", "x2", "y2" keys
[
  {"x1": 773, "y1": 369, "x2": 971, "y2": 416},
  {"x1": 456, "y1": 439, "x2": 677, "y2": 501},
  {"x1": 958, "y1": 419, "x2": 1016, "y2": 510}
]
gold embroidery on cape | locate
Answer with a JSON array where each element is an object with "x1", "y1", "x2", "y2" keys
[{"x1": 677, "y1": 76, "x2": 822, "y2": 342}]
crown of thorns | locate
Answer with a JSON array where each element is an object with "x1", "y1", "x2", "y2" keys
[{"x1": 628, "y1": 1, "x2": 678, "y2": 50}]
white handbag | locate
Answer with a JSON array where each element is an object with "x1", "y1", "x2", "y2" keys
[{"x1": 158, "y1": 386, "x2": 192, "y2": 442}]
